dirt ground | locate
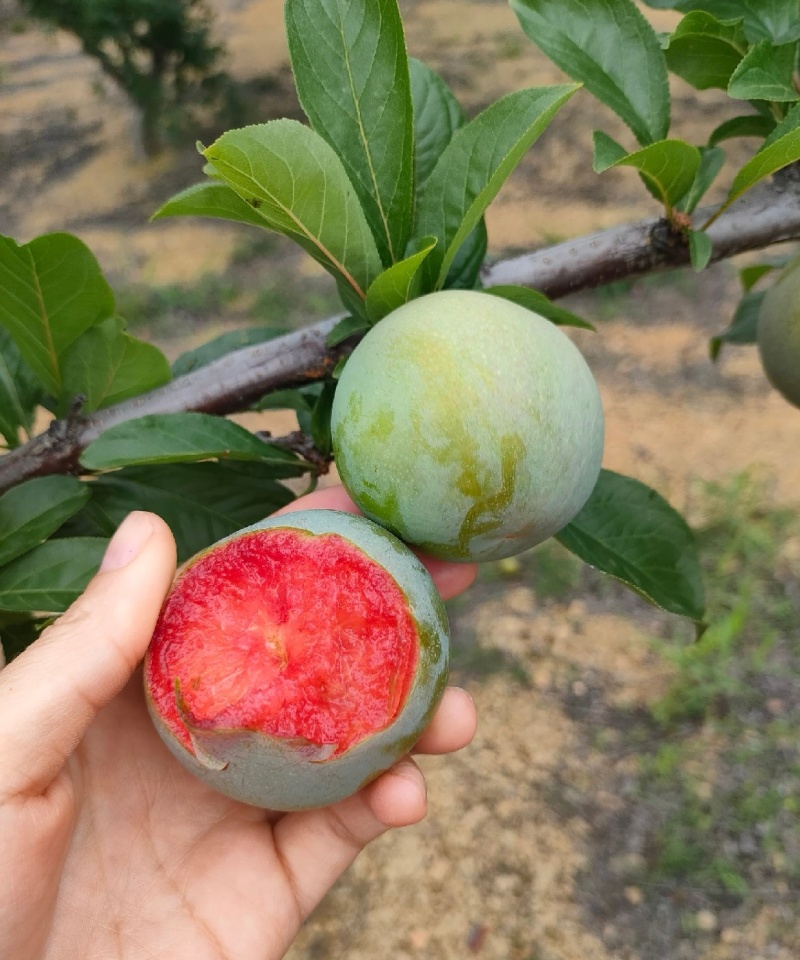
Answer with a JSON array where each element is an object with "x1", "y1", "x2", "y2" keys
[{"x1": 2, "y1": 2, "x2": 800, "y2": 958}]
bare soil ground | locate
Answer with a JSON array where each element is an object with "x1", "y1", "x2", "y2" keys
[{"x1": 2, "y1": 3, "x2": 800, "y2": 958}]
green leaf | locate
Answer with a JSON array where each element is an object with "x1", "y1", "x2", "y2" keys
[
  {"x1": 709, "y1": 291, "x2": 763, "y2": 359},
  {"x1": 409, "y1": 58, "x2": 466, "y2": 191},
  {"x1": 57, "y1": 463, "x2": 296, "y2": 565},
  {"x1": 415, "y1": 85, "x2": 578, "y2": 290},
  {"x1": 0, "y1": 614, "x2": 47, "y2": 661},
  {"x1": 0, "y1": 476, "x2": 89, "y2": 567},
  {"x1": 0, "y1": 233, "x2": 115, "y2": 396},
  {"x1": 253, "y1": 383, "x2": 322, "y2": 434},
  {"x1": 253, "y1": 388, "x2": 315, "y2": 413},
  {"x1": 708, "y1": 113, "x2": 776, "y2": 146},
  {"x1": 593, "y1": 136, "x2": 702, "y2": 209},
  {"x1": 204, "y1": 120, "x2": 383, "y2": 300},
  {"x1": 720, "y1": 103, "x2": 800, "y2": 211},
  {"x1": 326, "y1": 314, "x2": 370, "y2": 346},
  {"x1": 286, "y1": 0, "x2": 414, "y2": 266},
  {"x1": 152, "y1": 181, "x2": 276, "y2": 229},
  {"x1": 310, "y1": 381, "x2": 337, "y2": 457},
  {"x1": 172, "y1": 326, "x2": 285, "y2": 377},
  {"x1": 740, "y1": 262, "x2": 778, "y2": 291},
  {"x1": 0, "y1": 538, "x2": 107, "y2": 613},
  {"x1": 592, "y1": 131, "x2": 629, "y2": 172},
  {"x1": 740, "y1": 0, "x2": 800, "y2": 45},
  {"x1": 665, "y1": 11, "x2": 746, "y2": 90},
  {"x1": 728, "y1": 40, "x2": 799, "y2": 102},
  {"x1": 556, "y1": 469, "x2": 706, "y2": 621},
  {"x1": 444, "y1": 219, "x2": 488, "y2": 290},
  {"x1": 689, "y1": 229, "x2": 714, "y2": 270},
  {"x1": 365, "y1": 238, "x2": 437, "y2": 322},
  {"x1": 0, "y1": 327, "x2": 42, "y2": 448},
  {"x1": 80, "y1": 412, "x2": 309, "y2": 472},
  {"x1": 511, "y1": 0, "x2": 670, "y2": 145},
  {"x1": 678, "y1": 145, "x2": 726, "y2": 212},
  {"x1": 485, "y1": 286, "x2": 595, "y2": 329},
  {"x1": 58, "y1": 317, "x2": 171, "y2": 414}
]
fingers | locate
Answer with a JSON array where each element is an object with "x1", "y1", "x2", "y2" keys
[
  {"x1": 413, "y1": 687, "x2": 477, "y2": 755},
  {"x1": 272, "y1": 686, "x2": 476, "y2": 920},
  {"x1": 273, "y1": 758, "x2": 427, "y2": 920},
  {"x1": 0, "y1": 512, "x2": 176, "y2": 798},
  {"x1": 276, "y1": 484, "x2": 479, "y2": 600}
]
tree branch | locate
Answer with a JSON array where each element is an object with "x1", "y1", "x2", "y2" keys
[{"x1": 2, "y1": 173, "x2": 799, "y2": 496}]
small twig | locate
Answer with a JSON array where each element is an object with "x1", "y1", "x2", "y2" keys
[{"x1": 257, "y1": 430, "x2": 333, "y2": 475}]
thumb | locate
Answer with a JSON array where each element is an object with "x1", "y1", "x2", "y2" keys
[{"x1": 0, "y1": 512, "x2": 176, "y2": 799}]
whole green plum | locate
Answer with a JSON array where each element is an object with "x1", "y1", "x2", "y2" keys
[
  {"x1": 757, "y1": 256, "x2": 800, "y2": 409},
  {"x1": 331, "y1": 290, "x2": 604, "y2": 562}
]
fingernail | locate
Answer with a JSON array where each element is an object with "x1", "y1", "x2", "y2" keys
[
  {"x1": 100, "y1": 512, "x2": 155, "y2": 572},
  {"x1": 391, "y1": 760, "x2": 426, "y2": 795}
]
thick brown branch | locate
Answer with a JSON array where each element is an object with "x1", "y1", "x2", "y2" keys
[
  {"x1": 485, "y1": 167, "x2": 800, "y2": 296},
  {"x1": 2, "y1": 174, "x2": 799, "y2": 496}
]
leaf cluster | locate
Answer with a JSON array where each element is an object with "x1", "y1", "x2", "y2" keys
[{"x1": 512, "y1": 0, "x2": 800, "y2": 270}]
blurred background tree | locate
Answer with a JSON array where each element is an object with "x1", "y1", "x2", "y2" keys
[{"x1": 19, "y1": 0, "x2": 224, "y2": 156}]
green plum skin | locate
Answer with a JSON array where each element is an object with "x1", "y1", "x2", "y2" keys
[
  {"x1": 331, "y1": 290, "x2": 605, "y2": 561},
  {"x1": 758, "y1": 257, "x2": 800, "y2": 409},
  {"x1": 145, "y1": 510, "x2": 450, "y2": 812}
]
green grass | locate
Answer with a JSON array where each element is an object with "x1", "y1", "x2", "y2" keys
[{"x1": 635, "y1": 472, "x2": 800, "y2": 907}]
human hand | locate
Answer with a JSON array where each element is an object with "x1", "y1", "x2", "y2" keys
[{"x1": 0, "y1": 486, "x2": 477, "y2": 960}]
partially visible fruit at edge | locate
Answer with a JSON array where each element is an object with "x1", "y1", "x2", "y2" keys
[
  {"x1": 144, "y1": 509, "x2": 450, "y2": 811},
  {"x1": 758, "y1": 256, "x2": 800, "y2": 409}
]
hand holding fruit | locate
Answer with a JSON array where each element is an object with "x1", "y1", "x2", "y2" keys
[{"x1": 0, "y1": 488, "x2": 477, "y2": 960}]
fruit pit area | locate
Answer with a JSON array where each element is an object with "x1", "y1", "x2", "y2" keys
[{"x1": 3, "y1": 1, "x2": 800, "y2": 958}]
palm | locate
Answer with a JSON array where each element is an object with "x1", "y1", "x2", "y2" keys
[
  {"x1": 2, "y1": 500, "x2": 476, "y2": 960},
  {"x1": 46, "y1": 678, "x2": 300, "y2": 960}
]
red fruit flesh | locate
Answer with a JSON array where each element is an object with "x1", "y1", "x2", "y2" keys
[{"x1": 146, "y1": 529, "x2": 419, "y2": 758}]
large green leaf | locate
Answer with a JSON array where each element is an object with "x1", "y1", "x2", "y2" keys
[
  {"x1": 0, "y1": 233, "x2": 115, "y2": 396},
  {"x1": 409, "y1": 58, "x2": 465, "y2": 191},
  {"x1": 0, "y1": 538, "x2": 107, "y2": 613},
  {"x1": 0, "y1": 327, "x2": 42, "y2": 448},
  {"x1": 151, "y1": 181, "x2": 276, "y2": 229},
  {"x1": 286, "y1": 0, "x2": 414, "y2": 267},
  {"x1": 728, "y1": 40, "x2": 800, "y2": 102},
  {"x1": 415, "y1": 85, "x2": 578, "y2": 289},
  {"x1": 58, "y1": 462, "x2": 296, "y2": 564},
  {"x1": 172, "y1": 326, "x2": 284, "y2": 376},
  {"x1": 80, "y1": 412, "x2": 309, "y2": 472},
  {"x1": 556, "y1": 470, "x2": 706, "y2": 621},
  {"x1": 717, "y1": 103, "x2": 800, "y2": 214},
  {"x1": 204, "y1": 121, "x2": 383, "y2": 301},
  {"x1": 665, "y1": 11, "x2": 746, "y2": 90},
  {"x1": 365, "y1": 238, "x2": 437, "y2": 321},
  {"x1": 0, "y1": 476, "x2": 89, "y2": 567},
  {"x1": 594, "y1": 134, "x2": 702, "y2": 209},
  {"x1": 709, "y1": 290, "x2": 763, "y2": 359},
  {"x1": 511, "y1": 0, "x2": 670, "y2": 145},
  {"x1": 58, "y1": 317, "x2": 171, "y2": 414}
]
